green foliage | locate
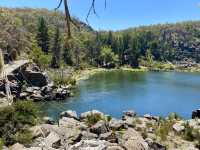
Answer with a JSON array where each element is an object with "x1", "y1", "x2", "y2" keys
[
  {"x1": 51, "y1": 26, "x2": 61, "y2": 68},
  {"x1": 0, "y1": 101, "x2": 41, "y2": 146},
  {"x1": 100, "y1": 46, "x2": 119, "y2": 68},
  {"x1": 29, "y1": 40, "x2": 51, "y2": 69},
  {"x1": 86, "y1": 114, "x2": 103, "y2": 126},
  {"x1": 2, "y1": 7, "x2": 200, "y2": 69},
  {"x1": 155, "y1": 119, "x2": 175, "y2": 141},
  {"x1": 0, "y1": 138, "x2": 4, "y2": 150},
  {"x1": 13, "y1": 129, "x2": 33, "y2": 145},
  {"x1": 183, "y1": 122, "x2": 200, "y2": 144},
  {"x1": 50, "y1": 70, "x2": 76, "y2": 86},
  {"x1": 36, "y1": 17, "x2": 49, "y2": 54}
]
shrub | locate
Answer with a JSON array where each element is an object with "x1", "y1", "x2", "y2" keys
[
  {"x1": 13, "y1": 129, "x2": 33, "y2": 145},
  {"x1": 0, "y1": 138, "x2": 4, "y2": 150},
  {"x1": 155, "y1": 119, "x2": 175, "y2": 141},
  {"x1": 183, "y1": 122, "x2": 200, "y2": 143},
  {"x1": 51, "y1": 73, "x2": 76, "y2": 86},
  {"x1": 0, "y1": 101, "x2": 41, "y2": 146},
  {"x1": 86, "y1": 114, "x2": 103, "y2": 126}
]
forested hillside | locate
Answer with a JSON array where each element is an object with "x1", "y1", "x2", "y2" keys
[{"x1": 1, "y1": 7, "x2": 200, "y2": 69}]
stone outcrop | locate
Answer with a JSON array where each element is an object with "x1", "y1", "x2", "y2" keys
[{"x1": 0, "y1": 64, "x2": 73, "y2": 102}]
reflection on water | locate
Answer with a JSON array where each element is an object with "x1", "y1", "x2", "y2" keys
[{"x1": 41, "y1": 71, "x2": 200, "y2": 119}]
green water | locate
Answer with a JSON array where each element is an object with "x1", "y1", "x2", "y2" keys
[{"x1": 41, "y1": 71, "x2": 200, "y2": 119}]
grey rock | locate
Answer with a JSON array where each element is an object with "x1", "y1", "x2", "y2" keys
[
  {"x1": 145, "y1": 138, "x2": 166, "y2": 150},
  {"x1": 109, "y1": 118, "x2": 125, "y2": 130},
  {"x1": 119, "y1": 128, "x2": 149, "y2": 150},
  {"x1": 90, "y1": 120, "x2": 109, "y2": 135},
  {"x1": 192, "y1": 109, "x2": 200, "y2": 119},
  {"x1": 30, "y1": 125, "x2": 50, "y2": 138},
  {"x1": 81, "y1": 131, "x2": 98, "y2": 140},
  {"x1": 80, "y1": 110, "x2": 105, "y2": 120},
  {"x1": 123, "y1": 110, "x2": 137, "y2": 118},
  {"x1": 68, "y1": 139, "x2": 108, "y2": 150},
  {"x1": 44, "y1": 132, "x2": 61, "y2": 149},
  {"x1": 60, "y1": 110, "x2": 78, "y2": 120},
  {"x1": 99, "y1": 131, "x2": 117, "y2": 143},
  {"x1": 59, "y1": 117, "x2": 87, "y2": 130},
  {"x1": 9, "y1": 143, "x2": 25, "y2": 150},
  {"x1": 23, "y1": 70, "x2": 48, "y2": 87},
  {"x1": 43, "y1": 117, "x2": 55, "y2": 125},
  {"x1": 19, "y1": 92, "x2": 29, "y2": 99},
  {"x1": 173, "y1": 122, "x2": 185, "y2": 133}
]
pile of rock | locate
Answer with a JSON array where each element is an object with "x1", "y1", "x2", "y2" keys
[
  {"x1": 8, "y1": 110, "x2": 167, "y2": 150},
  {"x1": 20, "y1": 85, "x2": 72, "y2": 102},
  {"x1": 6, "y1": 109, "x2": 200, "y2": 150},
  {"x1": 0, "y1": 64, "x2": 73, "y2": 102}
]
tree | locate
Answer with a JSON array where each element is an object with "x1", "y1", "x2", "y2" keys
[
  {"x1": 51, "y1": 26, "x2": 61, "y2": 68},
  {"x1": 145, "y1": 49, "x2": 154, "y2": 66},
  {"x1": 122, "y1": 33, "x2": 131, "y2": 65},
  {"x1": 99, "y1": 46, "x2": 119, "y2": 68},
  {"x1": 127, "y1": 38, "x2": 141, "y2": 67},
  {"x1": 63, "y1": 39, "x2": 73, "y2": 66},
  {"x1": 107, "y1": 31, "x2": 113, "y2": 45},
  {"x1": 36, "y1": 17, "x2": 49, "y2": 54}
]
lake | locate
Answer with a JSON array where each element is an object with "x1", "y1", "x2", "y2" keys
[{"x1": 41, "y1": 71, "x2": 200, "y2": 119}]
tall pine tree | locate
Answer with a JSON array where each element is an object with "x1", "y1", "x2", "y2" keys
[
  {"x1": 51, "y1": 26, "x2": 61, "y2": 68},
  {"x1": 36, "y1": 17, "x2": 49, "y2": 54}
]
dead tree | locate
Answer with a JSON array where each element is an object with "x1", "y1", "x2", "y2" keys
[{"x1": 55, "y1": 0, "x2": 106, "y2": 38}]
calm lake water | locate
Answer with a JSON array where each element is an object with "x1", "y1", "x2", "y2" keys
[{"x1": 41, "y1": 71, "x2": 200, "y2": 119}]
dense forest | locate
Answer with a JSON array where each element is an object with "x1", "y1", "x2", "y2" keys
[{"x1": 1, "y1": 7, "x2": 200, "y2": 69}]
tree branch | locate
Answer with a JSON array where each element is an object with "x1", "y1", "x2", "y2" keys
[{"x1": 55, "y1": 0, "x2": 107, "y2": 38}]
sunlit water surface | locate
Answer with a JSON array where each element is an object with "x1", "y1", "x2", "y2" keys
[{"x1": 41, "y1": 71, "x2": 200, "y2": 119}]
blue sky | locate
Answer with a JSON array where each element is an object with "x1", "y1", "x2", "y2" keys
[{"x1": 0, "y1": 0, "x2": 200, "y2": 30}]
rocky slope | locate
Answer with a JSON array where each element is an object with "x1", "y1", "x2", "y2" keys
[{"x1": 5, "y1": 109, "x2": 200, "y2": 150}]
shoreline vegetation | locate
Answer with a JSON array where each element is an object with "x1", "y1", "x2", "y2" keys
[{"x1": 71, "y1": 63, "x2": 200, "y2": 83}]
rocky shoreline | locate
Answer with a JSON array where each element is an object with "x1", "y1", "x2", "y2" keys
[{"x1": 5, "y1": 109, "x2": 200, "y2": 150}]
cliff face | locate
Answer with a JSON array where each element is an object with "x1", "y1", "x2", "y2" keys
[{"x1": 121, "y1": 22, "x2": 200, "y2": 62}]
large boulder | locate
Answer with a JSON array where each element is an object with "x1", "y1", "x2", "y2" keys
[
  {"x1": 99, "y1": 131, "x2": 118, "y2": 143},
  {"x1": 192, "y1": 109, "x2": 200, "y2": 119},
  {"x1": 59, "y1": 117, "x2": 87, "y2": 130},
  {"x1": 145, "y1": 138, "x2": 166, "y2": 150},
  {"x1": 44, "y1": 132, "x2": 61, "y2": 149},
  {"x1": 23, "y1": 70, "x2": 49, "y2": 87},
  {"x1": 123, "y1": 110, "x2": 137, "y2": 118},
  {"x1": 9, "y1": 143, "x2": 25, "y2": 150},
  {"x1": 68, "y1": 139, "x2": 108, "y2": 150},
  {"x1": 43, "y1": 117, "x2": 55, "y2": 125},
  {"x1": 173, "y1": 122, "x2": 185, "y2": 133},
  {"x1": 81, "y1": 131, "x2": 98, "y2": 140},
  {"x1": 30, "y1": 125, "x2": 50, "y2": 138},
  {"x1": 119, "y1": 128, "x2": 149, "y2": 150},
  {"x1": 109, "y1": 118, "x2": 125, "y2": 130},
  {"x1": 80, "y1": 110, "x2": 105, "y2": 120},
  {"x1": 90, "y1": 120, "x2": 110, "y2": 135},
  {"x1": 60, "y1": 110, "x2": 78, "y2": 120}
]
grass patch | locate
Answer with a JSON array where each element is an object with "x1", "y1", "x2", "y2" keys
[{"x1": 154, "y1": 118, "x2": 175, "y2": 141}]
